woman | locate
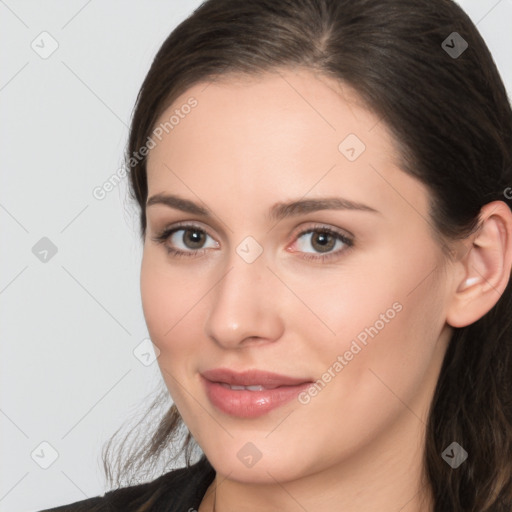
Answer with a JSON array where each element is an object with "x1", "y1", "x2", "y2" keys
[{"x1": 42, "y1": 0, "x2": 512, "y2": 510}]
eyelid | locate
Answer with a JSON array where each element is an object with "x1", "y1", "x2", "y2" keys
[
  {"x1": 288, "y1": 222, "x2": 354, "y2": 245},
  {"x1": 152, "y1": 220, "x2": 353, "y2": 241},
  {"x1": 151, "y1": 220, "x2": 354, "y2": 261},
  {"x1": 286, "y1": 223, "x2": 354, "y2": 259},
  {"x1": 152, "y1": 220, "x2": 216, "y2": 241},
  {"x1": 153, "y1": 221, "x2": 219, "y2": 249}
]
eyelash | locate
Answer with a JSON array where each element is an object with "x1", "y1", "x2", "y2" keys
[{"x1": 150, "y1": 222, "x2": 354, "y2": 262}]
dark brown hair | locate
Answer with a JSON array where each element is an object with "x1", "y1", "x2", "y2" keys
[{"x1": 103, "y1": 0, "x2": 512, "y2": 510}]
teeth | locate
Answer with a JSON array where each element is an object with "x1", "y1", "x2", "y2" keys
[{"x1": 219, "y1": 383, "x2": 265, "y2": 391}]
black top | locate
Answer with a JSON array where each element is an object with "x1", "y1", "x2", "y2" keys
[{"x1": 39, "y1": 456, "x2": 216, "y2": 512}]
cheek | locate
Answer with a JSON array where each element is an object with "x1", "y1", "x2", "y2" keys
[
  {"x1": 293, "y1": 243, "x2": 447, "y2": 406},
  {"x1": 140, "y1": 256, "x2": 170, "y2": 342},
  {"x1": 141, "y1": 249, "x2": 197, "y2": 338},
  {"x1": 140, "y1": 249, "x2": 214, "y2": 411},
  {"x1": 331, "y1": 282, "x2": 445, "y2": 434},
  {"x1": 140, "y1": 259, "x2": 190, "y2": 411},
  {"x1": 280, "y1": 260, "x2": 410, "y2": 367},
  {"x1": 140, "y1": 251, "x2": 200, "y2": 367},
  {"x1": 311, "y1": 237, "x2": 446, "y2": 357}
]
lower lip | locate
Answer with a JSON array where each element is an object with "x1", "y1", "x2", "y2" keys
[{"x1": 201, "y1": 376, "x2": 312, "y2": 418}]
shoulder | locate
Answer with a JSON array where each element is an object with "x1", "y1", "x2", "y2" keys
[{"x1": 38, "y1": 456, "x2": 215, "y2": 512}]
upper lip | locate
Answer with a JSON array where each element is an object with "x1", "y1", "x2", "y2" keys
[{"x1": 201, "y1": 368, "x2": 312, "y2": 389}]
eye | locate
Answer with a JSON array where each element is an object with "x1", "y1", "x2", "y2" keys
[
  {"x1": 290, "y1": 224, "x2": 353, "y2": 262},
  {"x1": 150, "y1": 223, "x2": 218, "y2": 259},
  {"x1": 150, "y1": 222, "x2": 354, "y2": 262}
]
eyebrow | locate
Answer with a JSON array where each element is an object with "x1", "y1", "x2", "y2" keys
[{"x1": 146, "y1": 193, "x2": 379, "y2": 222}]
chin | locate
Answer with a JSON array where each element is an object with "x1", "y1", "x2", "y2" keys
[{"x1": 202, "y1": 441, "x2": 314, "y2": 484}]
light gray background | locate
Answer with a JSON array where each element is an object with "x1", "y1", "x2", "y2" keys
[{"x1": 1, "y1": 1, "x2": 511, "y2": 511}]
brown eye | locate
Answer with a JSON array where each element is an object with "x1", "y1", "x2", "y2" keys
[
  {"x1": 180, "y1": 228, "x2": 207, "y2": 249},
  {"x1": 151, "y1": 223, "x2": 219, "y2": 259},
  {"x1": 309, "y1": 231, "x2": 337, "y2": 253},
  {"x1": 292, "y1": 225, "x2": 354, "y2": 262}
]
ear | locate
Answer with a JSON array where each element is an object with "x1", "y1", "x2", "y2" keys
[{"x1": 446, "y1": 201, "x2": 512, "y2": 328}]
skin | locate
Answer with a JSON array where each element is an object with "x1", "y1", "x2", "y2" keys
[{"x1": 141, "y1": 68, "x2": 512, "y2": 512}]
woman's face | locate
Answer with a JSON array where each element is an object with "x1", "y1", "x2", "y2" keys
[{"x1": 141, "y1": 68, "x2": 454, "y2": 484}]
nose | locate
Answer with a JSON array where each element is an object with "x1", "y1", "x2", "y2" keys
[{"x1": 204, "y1": 253, "x2": 285, "y2": 349}]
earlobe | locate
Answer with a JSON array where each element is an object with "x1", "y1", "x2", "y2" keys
[{"x1": 446, "y1": 201, "x2": 512, "y2": 329}]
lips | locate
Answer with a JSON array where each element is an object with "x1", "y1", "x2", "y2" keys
[
  {"x1": 201, "y1": 368, "x2": 311, "y2": 389},
  {"x1": 200, "y1": 368, "x2": 313, "y2": 418}
]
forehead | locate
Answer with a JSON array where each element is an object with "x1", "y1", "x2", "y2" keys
[
  {"x1": 145, "y1": 68, "x2": 429, "y2": 220},
  {"x1": 148, "y1": 68, "x2": 396, "y2": 164}
]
